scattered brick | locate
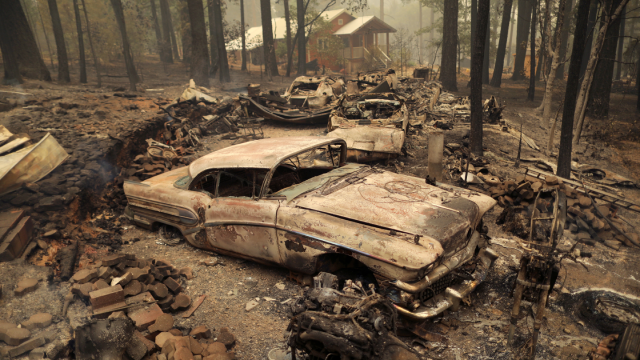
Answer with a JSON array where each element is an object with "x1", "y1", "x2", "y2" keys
[
  {"x1": 155, "y1": 332, "x2": 175, "y2": 348},
  {"x1": 124, "y1": 280, "x2": 143, "y2": 296},
  {"x1": 112, "y1": 271, "x2": 133, "y2": 287},
  {"x1": 163, "y1": 277, "x2": 182, "y2": 293},
  {"x1": 158, "y1": 294, "x2": 174, "y2": 311},
  {"x1": 14, "y1": 278, "x2": 38, "y2": 296},
  {"x1": 7, "y1": 335, "x2": 46, "y2": 357},
  {"x1": 149, "y1": 283, "x2": 169, "y2": 299},
  {"x1": 206, "y1": 343, "x2": 227, "y2": 355},
  {"x1": 179, "y1": 267, "x2": 194, "y2": 280},
  {"x1": 217, "y1": 327, "x2": 236, "y2": 349},
  {"x1": 90, "y1": 285, "x2": 124, "y2": 309},
  {"x1": 21, "y1": 313, "x2": 52, "y2": 330},
  {"x1": 148, "y1": 313, "x2": 174, "y2": 333},
  {"x1": 72, "y1": 269, "x2": 98, "y2": 284},
  {"x1": 189, "y1": 338, "x2": 203, "y2": 355},
  {"x1": 189, "y1": 326, "x2": 211, "y2": 339},
  {"x1": 0, "y1": 322, "x2": 30, "y2": 346},
  {"x1": 169, "y1": 329, "x2": 183, "y2": 336},
  {"x1": 92, "y1": 279, "x2": 110, "y2": 291},
  {"x1": 128, "y1": 304, "x2": 164, "y2": 330},
  {"x1": 102, "y1": 254, "x2": 125, "y2": 266},
  {"x1": 171, "y1": 293, "x2": 191, "y2": 311},
  {"x1": 174, "y1": 347, "x2": 194, "y2": 360},
  {"x1": 108, "y1": 311, "x2": 128, "y2": 319}
]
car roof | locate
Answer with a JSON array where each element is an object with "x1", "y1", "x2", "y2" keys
[{"x1": 188, "y1": 136, "x2": 345, "y2": 179}]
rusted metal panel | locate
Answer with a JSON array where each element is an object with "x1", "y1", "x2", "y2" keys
[
  {"x1": 0, "y1": 133, "x2": 69, "y2": 196},
  {"x1": 291, "y1": 170, "x2": 495, "y2": 251},
  {"x1": 276, "y1": 206, "x2": 442, "y2": 281},
  {"x1": 326, "y1": 127, "x2": 405, "y2": 161},
  {"x1": 188, "y1": 137, "x2": 346, "y2": 180}
]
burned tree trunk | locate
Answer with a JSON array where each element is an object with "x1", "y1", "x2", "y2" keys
[
  {"x1": 490, "y1": 0, "x2": 514, "y2": 87},
  {"x1": 555, "y1": 0, "x2": 573, "y2": 78},
  {"x1": 180, "y1": 1, "x2": 191, "y2": 63},
  {"x1": 212, "y1": 0, "x2": 230, "y2": 82},
  {"x1": 512, "y1": 0, "x2": 532, "y2": 80},
  {"x1": 0, "y1": 0, "x2": 50, "y2": 81},
  {"x1": 72, "y1": 0, "x2": 87, "y2": 83},
  {"x1": 207, "y1": 0, "x2": 220, "y2": 77},
  {"x1": 296, "y1": 0, "x2": 306, "y2": 75},
  {"x1": 240, "y1": 0, "x2": 247, "y2": 71},
  {"x1": 471, "y1": 0, "x2": 491, "y2": 156},
  {"x1": 150, "y1": 0, "x2": 165, "y2": 61},
  {"x1": 159, "y1": 0, "x2": 174, "y2": 63},
  {"x1": 471, "y1": 0, "x2": 477, "y2": 59},
  {"x1": 284, "y1": 0, "x2": 292, "y2": 75},
  {"x1": 579, "y1": 0, "x2": 598, "y2": 79},
  {"x1": 527, "y1": 0, "x2": 537, "y2": 101},
  {"x1": 482, "y1": 15, "x2": 490, "y2": 84},
  {"x1": 586, "y1": 0, "x2": 624, "y2": 118},
  {"x1": 540, "y1": 0, "x2": 566, "y2": 128},
  {"x1": 441, "y1": 0, "x2": 458, "y2": 91},
  {"x1": 81, "y1": 0, "x2": 101, "y2": 87},
  {"x1": 0, "y1": 20, "x2": 23, "y2": 84},
  {"x1": 166, "y1": 0, "x2": 181, "y2": 61},
  {"x1": 572, "y1": 0, "x2": 630, "y2": 145},
  {"x1": 557, "y1": 0, "x2": 590, "y2": 178},
  {"x1": 48, "y1": 0, "x2": 70, "y2": 83},
  {"x1": 109, "y1": 0, "x2": 139, "y2": 91},
  {"x1": 260, "y1": 0, "x2": 279, "y2": 77},
  {"x1": 186, "y1": 0, "x2": 209, "y2": 85},
  {"x1": 614, "y1": 9, "x2": 624, "y2": 80}
]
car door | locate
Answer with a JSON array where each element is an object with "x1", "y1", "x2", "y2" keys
[{"x1": 203, "y1": 168, "x2": 282, "y2": 264}]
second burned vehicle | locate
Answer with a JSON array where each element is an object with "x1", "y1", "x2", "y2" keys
[{"x1": 124, "y1": 137, "x2": 498, "y2": 319}]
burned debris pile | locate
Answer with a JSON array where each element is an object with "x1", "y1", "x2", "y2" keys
[{"x1": 288, "y1": 272, "x2": 419, "y2": 360}]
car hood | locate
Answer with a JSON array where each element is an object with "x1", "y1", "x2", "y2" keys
[{"x1": 290, "y1": 168, "x2": 496, "y2": 252}]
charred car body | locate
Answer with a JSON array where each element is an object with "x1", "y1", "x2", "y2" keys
[{"x1": 124, "y1": 137, "x2": 498, "y2": 319}]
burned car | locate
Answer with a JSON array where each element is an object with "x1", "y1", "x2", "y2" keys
[
  {"x1": 243, "y1": 76, "x2": 344, "y2": 125},
  {"x1": 124, "y1": 137, "x2": 498, "y2": 319},
  {"x1": 327, "y1": 93, "x2": 409, "y2": 162}
]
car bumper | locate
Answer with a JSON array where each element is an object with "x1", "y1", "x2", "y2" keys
[{"x1": 392, "y1": 246, "x2": 498, "y2": 320}]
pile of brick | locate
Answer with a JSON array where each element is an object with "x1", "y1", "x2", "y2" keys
[
  {"x1": 484, "y1": 173, "x2": 640, "y2": 250},
  {"x1": 69, "y1": 253, "x2": 236, "y2": 360},
  {"x1": 124, "y1": 149, "x2": 196, "y2": 183},
  {"x1": 70, "y1": 254, "x2": 194, "y2": 317}
]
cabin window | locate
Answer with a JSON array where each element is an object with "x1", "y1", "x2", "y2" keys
[{"x1": 338, "y1": 19, "x2": 343, "y2": 25}]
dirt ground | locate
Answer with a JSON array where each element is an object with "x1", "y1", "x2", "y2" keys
[{"x1": 1, "y1": 59, "x2": 639, "y2": 360}]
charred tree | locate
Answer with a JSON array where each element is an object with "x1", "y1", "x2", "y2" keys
[
  {"x1": 260, "y1": 0, "x2": 279, "y2": 77},
  {"x1": 539, "y1": 0, "x2": 567, "y2": 128},
  {"x1": 573, "y1": 0, "x2": 629, "y2": 144},
  {"x1": 72, "y1": 0, "x2": 87, "y2": 83},
  {"x1": 180, "y1": 1, "x2": 191, "y2": 63},
  {"x1": 296, "y1": 0, "x2": 306, "y2": 75},
  {"x1": 48, "y1": 0, "x2": 70, "y2": 82},
  {"x1": 512, "y1": 0, "x2": 532, "y2": 80},
  {"x1": 441, "y1": 0, "x2": 458, "y2": 91},
  {"x1": 557, "y1": 0, "x2": 590, "y2": 178},
  {"x1": 506, "y1": 3, "x2": 515, "y2": 67},
  {"x1": 490, "y1": 0, "x2": 514, "y2": 87},
  {"x1": 150, "y1": 0, "x2": 165, "y2": 61},
  {"x1": 555, "y1": 0, "x2": 573, "y2": 78},
  {"x1": 81, "y1": 0, "x2": 101, "y2": 87},
  {"x1": 614, "y1": 8, "x2": 624, "y2": 80},
  {"x1": 0, "y1": 0, "x2": 51, "y2": 80},
  {"x1": 284, "y1": 0, "x2": 292, "y2": 75},
  {"x1": 0, "y1": 20, "x2": 23, "y2": 84},
  {"x1": 637, "y1": 48, "x2": 640, "y2": 111},
  {"x1": 240, "y1": 0, "x2": 247, "y2": 71},
  {"x1": 109, "y1": 0, "x2": 139, "y2": 91},
  {"x1": 212, "y1": 0, "x2": 230, "y2": 82},
  {"x1": 471, "y1": 0, "x2": 491, "y2": 156},
  {"x1": 483, "y1": 15, "x2": 491, "y2": 84},
  {"x1": 579, "y1": 0, "x2": 598, "y2": 78},
  {"x1": 527, "y1": 0, "x2": 536, "y2": 101},
  {"x1": 186, "y1": 0, "x2": 209, "y2": 85},
  {"x1": 207, "y1": 0, "x2": 218, "y2": 76},
  {"x1": 159, "y1": 0, "x2": 174, "y2": 62},
  {"x1": 586, "y1": 0, "x2": 624, "y2": 118},
  {"x1": 36, "y1": 3, "x2": 55, "y2": 70},
  {"x1": 471, "y1": 0, "x2": 477, "y2": 57}
]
